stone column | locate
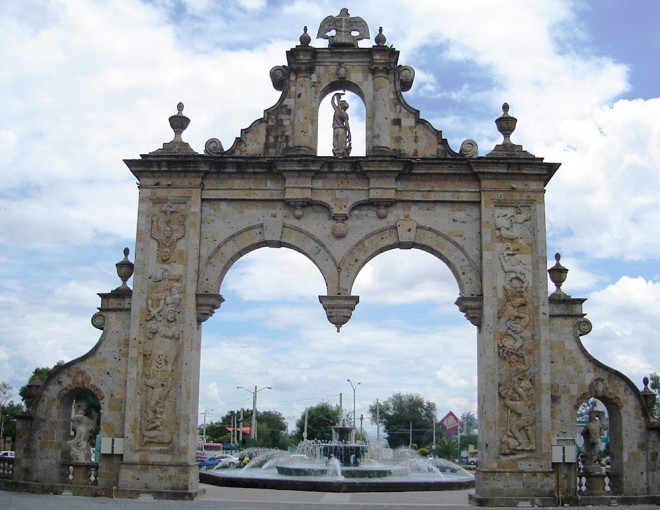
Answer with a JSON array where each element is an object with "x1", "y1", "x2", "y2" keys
[
  {"x1": 369, "y1": 48, "x2": 392, "y2": 154},
  {"x1": 288, "y1": 47, "x2": 315, "y2": 154},
  {"x1": 472, "y1": 166, "x2": 555, "y2": 504},
  {"x1": 118, "y1": 166, "x2": 205, "y2": 498}
]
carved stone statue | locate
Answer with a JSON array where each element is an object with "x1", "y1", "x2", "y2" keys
[
  {"x1": 331, "y1": 92, "x2": 351, "y2": 157},
  {"x1": 67, "y1": 401, "x2": 99, "y2": 462},
  {"x1": 581, "y1": 410, "x2": 608, "y2": 472},
  {"x1": 317, "y1": 8, "x2": 370, "y2": 47}
]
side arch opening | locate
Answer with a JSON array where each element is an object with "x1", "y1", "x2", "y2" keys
[{"x1": 576, "y1": 396, "x2": 622, "y2": 495}]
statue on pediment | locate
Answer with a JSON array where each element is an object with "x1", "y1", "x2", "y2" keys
[{"x1": 317, "y1": 8, "x2": 370, "y2": 47}]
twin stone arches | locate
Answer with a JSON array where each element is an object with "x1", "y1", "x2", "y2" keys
[{"x1": 198, "y1": 221, "x2": 481, "y2": 324}]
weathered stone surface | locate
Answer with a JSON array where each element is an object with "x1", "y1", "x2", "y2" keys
[{"x1": 11, "y1": 10, "x2": 658, "y2": 505}]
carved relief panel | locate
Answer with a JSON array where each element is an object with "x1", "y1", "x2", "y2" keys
[
  {"x1": 139, "y1": 200, "x2": 188, "y2": 447},
  {"x1": 493, "y1": 204, "x2": 537, "y2": 455}
]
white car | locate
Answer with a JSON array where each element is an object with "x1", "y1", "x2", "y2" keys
[
  {"x1": 209, "y1": 454, "x2": 240, "y2": 469},
  {"x1": 0, "y1": 451, "x2": 15, "y2": 458}
]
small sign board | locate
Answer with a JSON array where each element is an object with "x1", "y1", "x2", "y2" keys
[{"x1": 439, "y1": 411, "x2": 460, "y2": 435}]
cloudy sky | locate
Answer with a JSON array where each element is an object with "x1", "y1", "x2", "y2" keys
[{"x1": 1, "y1": 0, "x2": 659, "y2": 439}]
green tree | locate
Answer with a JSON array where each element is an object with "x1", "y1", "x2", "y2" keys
[
  {"x1": 459, "y1": 431, "x2": 478, "y2": 452},
  {"x1": 19, "y1": 361, "x2": 65, "y2": 409},
  {"x1": 1, "y1": 382, "x2": 16, "y2": 449},
  {"x1": 460, "y1": 411, "x2": 478, "y2": 434},
  {"x1": 435, "y1": 437, "x2": 458, "y2": 460},
  {"x1": 201, "y1": 419, "x2": 232, "y2": 444},
  {"x1": 295, "y1": 402, "x2": 340, "y2": 442},
  {"x1": 368, "y1": 392, "x2": 436, "y2": 449},
  {"x1": 255, "y1": 410, "x2": 288, "y2": 449},
  {"x1": 0, "y1": 382, "x2": 11, "y2": 409},
  {"x1": 200, "y1": 410, "x2": 289, "y2": 449},
  {"x1": 1, "y1": 401, "x2": 24, "y2": 449}
]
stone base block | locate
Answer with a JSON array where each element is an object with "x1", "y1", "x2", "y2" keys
[
  {"x1": 472, "y1": 468, "x2": 557, "y2": 506},
  {"x1": 118, "y1": 461, "x2": 201, "y2": 499}
]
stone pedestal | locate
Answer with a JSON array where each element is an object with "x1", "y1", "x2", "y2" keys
[
  {"x1": 578, "y1": 472, "x2": 611, "y2": 496},
  {"x1": 62, "y1": 462, "x2": 98, "y2": 486}
]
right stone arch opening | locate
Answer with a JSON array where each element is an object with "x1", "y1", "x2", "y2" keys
[{"x1": 350, "y1": 247, "x2": 479, "y2": 444}]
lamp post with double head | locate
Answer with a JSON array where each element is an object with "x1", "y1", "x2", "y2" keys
[{"x1": 347, "y1": 379, "x2": 361, "y2": 427}]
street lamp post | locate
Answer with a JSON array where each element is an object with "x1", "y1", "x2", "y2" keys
[
  {"x1": 237, "y1": 385, "x2": 271, "y2": 444},
  {"x1": 347, "y1": 379, "x2": 361, "y2": 427}
]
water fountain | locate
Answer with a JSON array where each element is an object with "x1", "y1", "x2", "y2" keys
[{"x1": 201, "y1": 419, "x2": 474, "y2": 492}]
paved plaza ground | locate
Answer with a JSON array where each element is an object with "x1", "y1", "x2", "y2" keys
[{"x1": 2, "y1": 485, "x2": 659, "y2": 510}]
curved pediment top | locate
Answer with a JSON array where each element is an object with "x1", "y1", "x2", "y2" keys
[
  {"x1": 211, "y1": 10, "x2": 461, "y2": 160},
  {"x1": 195, "y1": 13, "x2": 546, "y2": 167}
]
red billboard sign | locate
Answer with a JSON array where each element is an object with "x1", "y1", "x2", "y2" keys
[{"x1": 439, "y1": 411, "x2": 460, "y2": 435}]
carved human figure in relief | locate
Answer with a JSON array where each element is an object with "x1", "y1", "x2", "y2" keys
[
  {"x1": 150, "y1": 205, "x2": 185, "y2": 263},
  {"x1": 331, "y1": 92, "x2": 352, "y2": 157},
  {"x1": 499, "y1": 371, "x2": 535, "y2": 454},
  {"x1": 495, "y1": 207, "x2": 531, "y2": 246},
  {"x1": 67, "y1": 401, "x2": 99, "y2": 462},
  {"x1": 497, "y1": 276, "x2": 532, "y2": 358},
  {"x1": 143, "y1": 401, "x2": 172, "y2": 444}
]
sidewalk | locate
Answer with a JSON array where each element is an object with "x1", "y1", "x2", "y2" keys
[
  {"x1": 2, "y1": 486, "x2": 471, "y2": 509},
  {"x1": 1, "y1": 485, "x2": 658, "y2": 509}
]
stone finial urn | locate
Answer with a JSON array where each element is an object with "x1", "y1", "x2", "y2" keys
[
  {"x1": 169, "y1": 102, "x2": 190, "y2": 142},
  {"x1": 113, "y1": 247, "x2": 134, "y2": 293},
  {"x1": 548, "y1": 253, "x2": 569, "y2": 298},
  {"x1": 495, "y1": 102, "x2": 517, "y2": 145},
  {"x1": 641, "y1": 377, "x2": 657, "y2": 415}
]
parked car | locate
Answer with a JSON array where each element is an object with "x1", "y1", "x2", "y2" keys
[
  {"x1": 198, "y1": 453, "x2": 240, "y2": 469},
  {"x1": 209, "y1": 454, "x2": 240, "y2": 470},
  {"x1": 198, "y1": 455, "x2": 218, "y2": 469},
  {"x1": 0, "y1": 451, "x2": 14, "y2": 458}
]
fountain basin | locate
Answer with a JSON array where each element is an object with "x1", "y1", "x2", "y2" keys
[
  {"x1": 201, "y1": 468, "x2": 475, "y2": 492},
  {"x1": 200, "y1": 446, "x2": 475, "y2": 493},
  {"x1": 341, "y1": 466, "x2": 399, "y2": 478},
  {"x1": 275, "y1": 465, "x2": 332, "y2": 476}
]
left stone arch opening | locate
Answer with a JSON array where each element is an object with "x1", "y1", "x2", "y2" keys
[{"x1": 198, "y1": 247, "x2": 330, "y2": 443}]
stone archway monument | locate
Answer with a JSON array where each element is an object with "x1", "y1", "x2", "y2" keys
[{"x1": 11, "y1": 9, "x2": 658, "y2": 505}]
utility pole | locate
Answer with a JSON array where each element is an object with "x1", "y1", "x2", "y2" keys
[
  {"x1": 251, "y1": 385, "x2": 257, "y2": 441},
  {"x1": 200, "y1": 409, "x2": 208, "y2": 443},
  {"x1": 376, "y1": 399, "x2": 380, "y2": 443},
  {"x1": 432, "y1": 410, "x2": 436, "y2": 448},
  {"x1": 239, "y1": 409, "x2": 244, "y2": 447},
  {"x1": 237, "y1": 385, "x2": 271, "y2": 446}
]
